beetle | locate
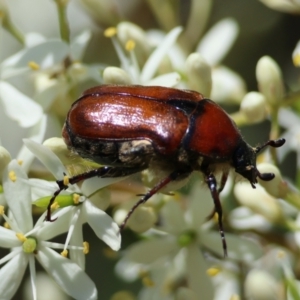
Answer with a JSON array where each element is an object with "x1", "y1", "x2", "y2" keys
[{"x1": 46, "y1": 85, "x2": 285, "y2": 257}]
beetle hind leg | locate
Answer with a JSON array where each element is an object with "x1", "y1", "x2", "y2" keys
[{"x1": 120, "y1": 168, "x2": 192, "y2": 231}]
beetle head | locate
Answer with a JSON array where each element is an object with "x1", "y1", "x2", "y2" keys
[{"x1": 233, "y1": 138, "x2": 285, "y2": 188}]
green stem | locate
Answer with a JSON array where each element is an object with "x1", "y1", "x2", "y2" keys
[
  {"x1": 146, "y1": 0, "x2": 179, "y2": 32},
  {"x1": 54, "y1": 0, "x2": 70, "y2": 43},
  {"x1": 2, "y1": 12, "x2": 25, "y2": 45}
]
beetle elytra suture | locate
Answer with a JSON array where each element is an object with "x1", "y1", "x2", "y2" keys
[{"x1": 46, "y1": 85, "x2": 285, "y2": 257}]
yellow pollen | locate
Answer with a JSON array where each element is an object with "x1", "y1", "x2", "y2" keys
[
  {"x1": 83, "y1": 241, "x2": 89, "y2": 254},
  {"x1": 125, "y1": 40, "x2": 136, "y2": 51},
  {"x1": 277, "y1": 250, "x2": 286, "y2": 259},
  {"x1": 9, "y1": 171, "x2": 17, "y2": 182},
  {"x1": 0, "y1": 206, "x2": 4, "y2": 215},
  {"x1": 61, "y1": 249, "x2": 68, "y2": 257},
  {"x1": 17, "y1": 160, "x2": 23, "y2": 165},
  {"x1": 4, "y1": 222, "x2": 10, "y2": 229},
  {"x1": 206, "y1": 267, "x2": 221, "y2": 277},
  {"x1": 73, "y1": 193, "x2": 80, "y2": 204},
  {"x1": 293, "y1": 54, "x2": 300, "y2": 67},
  {"x1": 63, "y1": 175, "x2": 69, "y2": 186},
  {"x1": 103, "y1": 247, "x2": 118, "y2": 259},
  {"x1": 139, "y1": 271, "x2": 154, "y2": 287},
  {"x1": 104, "y1": 27, "x2": 117, "y2": 38},
  {"x1": 230, "y1": 294, "x2": 241, "y2": 300},
  {"x1": 28, "y1": 61, "x2": 40, "y2": 70},
  {"x1": 16, "y1": 233, "x2": 27, "y2": 242},
  {"x1": 142, "y1": 276, "x2": 154, "y2": 287},
  {"x1": 51, "y1": 201, "x2": 60, "y2": 210}
]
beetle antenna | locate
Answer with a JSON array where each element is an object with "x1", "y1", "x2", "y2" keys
[
  {"x1": 255, "y1": 138, "x2": 285, "y2": 154},
  {"x1": 254, "y1": 138, "x2": 285, "y2": 183}
]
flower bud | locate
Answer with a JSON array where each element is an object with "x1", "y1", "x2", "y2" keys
[
  {"x1": 244, "y1": 269, "x2": 284, "y2": 300},
  {"x1": 0, "y1": 146, "x2": 11, "y2": 180},
  {"x1": 256, "y1": 56, "x2": 284, "y2": 106},
  {"x1": 240, "y1": 92, "x2": 267, "y2": 123},
  {"x1": 234, "y1": 182, "x2": 283, "y2": 223},
  {"x1": 185, "y1": 53, "x2": 212, "y2": 96},
  {"x1": 127, "y1": 206, "x2": 157, "y2": 233},
  {"x1": 257, "y1": 163, "x2": 288, "y2": 198},
  {"x1": 292, "y1": 40, "x2": 300, "y2": 67},
  {"x1": 103, "y1": 67, "x2": 132, "y2": 84},
  {"x1": 210, "y1": 67, "x2": 246, "y2": 104}
]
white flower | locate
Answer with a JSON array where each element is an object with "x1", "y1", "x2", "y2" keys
[
  {"x1": 260, "y1": 0, "x2": 300, "y2": 13},
  {"x1": 0, "y1": 159, "x2": 97, "y2": 300},
  {"x1": 103, "y1": 24, "x2": 182, "y2": 87},
  {"x1": 24, "y1": 139, "x2": 122, "y2": 269},
  {"x1": 116, "y1": 184, "x2": 263, "y2": 298}
]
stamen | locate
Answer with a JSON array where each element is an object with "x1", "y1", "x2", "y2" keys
[
  {"x1": 139, "y1": 271, "x2": 154, "y2": 287},
  {"x1": 63, "y1": 175, "x2": 70, "y2": 186},
  {"x1": 125, "y1": 40, "x2": 136, "y2": 51},
  {"x1": 51, "y1": 201, "x2": 60, "y2": 210},
  {"x1": 28, "y1": 61, "x2": 40, "y2": 70},
  {"x1": 0, "y1": 206, "x2": 4, "y2": 215},
  {"x1": 17, "y1": 160, "x2": 23, "y2": 165},
  {"x1": 83, "y1": 241, "x2": 89, "y2": 254},
  {"x1": 16, "y1": 233, "x2": 27, "y2": 242},
  {"x1": 206, "y1": 267, "x2": 221, "y2": 277},
  {"x1": 61, "y1": 249, "x2": 68, "y2": 257},
  {"x1": 73, "y1": 193, "x2": 80, "y2": 205},
  {"x1": 104, "y1": 27, "x2": 117, "y2": 38},
  {"x1": 4, "y1": 222, "x2": 10, "y2": 229},
  {"x1": 9, "y1": 171, "x2": 17, "y2": 182}
]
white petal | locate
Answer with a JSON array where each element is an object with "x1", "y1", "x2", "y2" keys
[
  {"x1": 141, "y1": 27, "x2": 183, "y2": 83},
  {"x1": 186, "y1": 244, "x2": 214, "y2": 300},
  {"x1": 81, "y1": 176, "x2": 127, "y2": 197},
  {"x1": 124, "y1": 238, "x2": 177, "y2": 264},
  {"x1": 0, "y1": 81, "x2": 43, "y2": 127},
  {"x1": 186, "y1": 184, "x2": 214, "y2": 228},
  {"x1": 37, "y1": 247, "x2": 97, "y2": 300},
  {"x1": 211, "y1": 66, "x2": 246, "y2": 104},
  {"x1": 35, "y1": 209, "x2": 71, "y2": 241},
  {"x1": 146, "y1": 72, "x2": 181, "y2": 87},
  {"x1": 82, "y1": 201, "x2": 121, "y2": 251},
  {"x1": 3, "y1": 160, "x2": 33, "y2": 232},
  {"x1": 201, "y1": 231, "x2": 263, "y2": 261},
  {"x1": 18, "y1": 115, "x2": 47, "y2": 173},
  {"x1": 197, "y1": 18, "x2": 239, "y2": 66},
  {"x1": 160, "y1": 200, "x2": 186, "y2": 235},
  {"x1": 0, "y1": 226, "x2": 20, "y2": 248},
  {"x1": 23, "y1": 139, "x2": 67, "y2": 179},
  {"x1": 71, "y1": 30, "x2": 92, "y2": 61},
  {"x1": 69, "y1": 217, "x2": 85, "y2": 270},
  {"x1": 1, "y1": 40, "x2": 69, "y2": 71},
  {"x1": 0, "y1": 252, "x2": 28, "y2": 299}
]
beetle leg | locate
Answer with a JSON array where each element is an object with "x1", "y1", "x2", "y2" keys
[
  {"x1": 205, "y1": 173, "x2": 227, "y2": 257},
  {"x1": 119, "y1": 169, "x2": 192, "y2": 231},
  {"x1": 206, "y1": 170, "x2": 229, "y2": 220},
  {"x1": 46, "y1": 166, "x2": 145, "y2": 222}
]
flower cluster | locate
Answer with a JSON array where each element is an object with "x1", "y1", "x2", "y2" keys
[{"x1": 0, "y1": 0, "x2": 300, "y2": 299}]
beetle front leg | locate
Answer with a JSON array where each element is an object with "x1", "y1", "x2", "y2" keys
[
  {"x1": 206, "y1": 170, "x2": 229, "y2": 220},
  {"x1": 46, "y1": 166, "x2": 145, "y2": 222},
  {"x1": 205, "y1": 173, "x2": 227, "y2": 257}
]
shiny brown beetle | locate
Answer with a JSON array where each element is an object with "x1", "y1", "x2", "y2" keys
[{"x1": 47, "y1": 85, "x2": 285, "y2": 256}]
